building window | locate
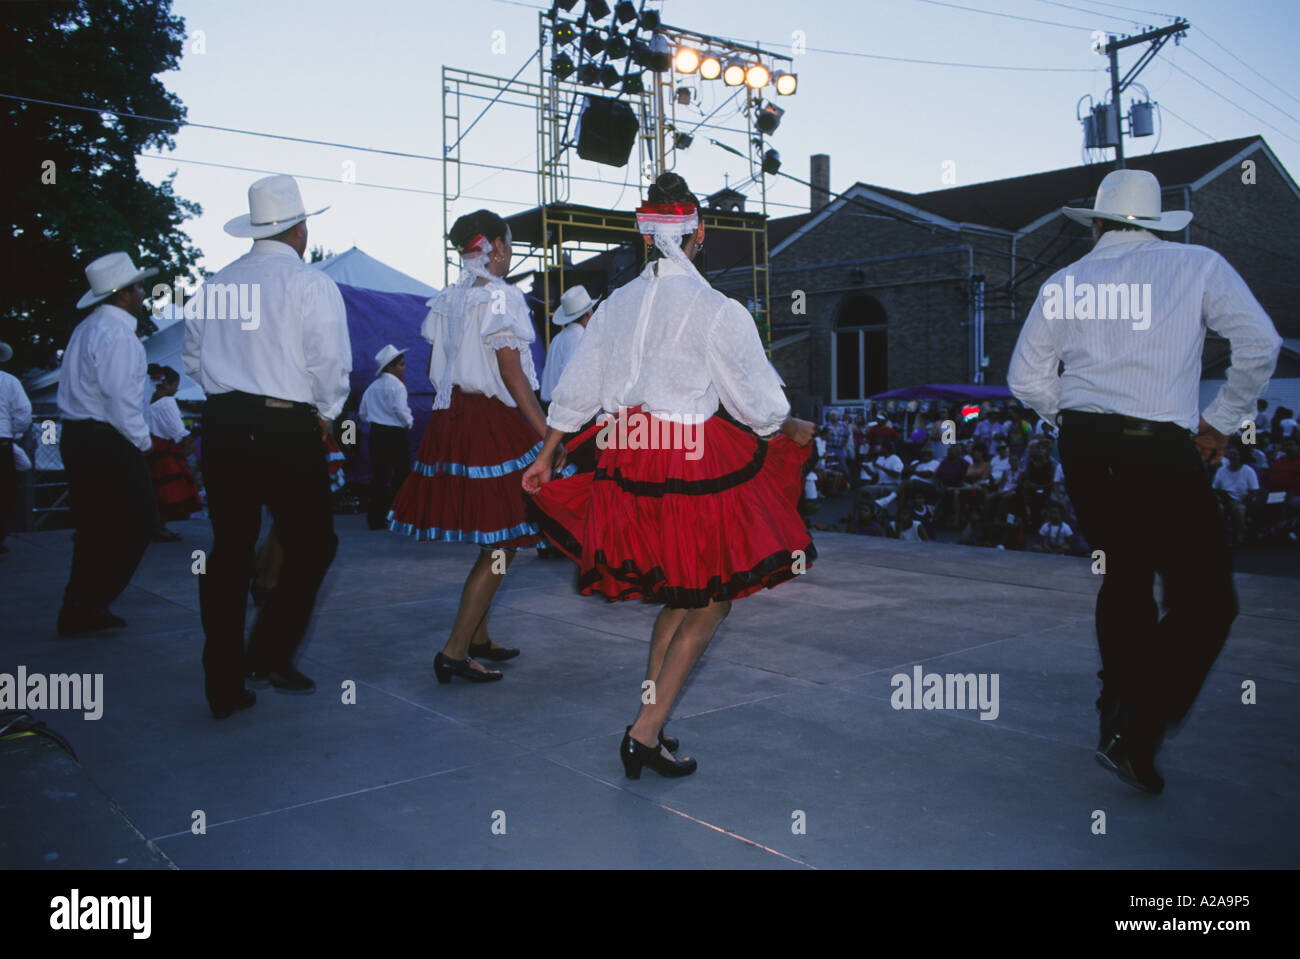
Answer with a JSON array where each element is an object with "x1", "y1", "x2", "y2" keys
[{"x1": 832, "y1": 295, "x2": 887, "y2": 401}]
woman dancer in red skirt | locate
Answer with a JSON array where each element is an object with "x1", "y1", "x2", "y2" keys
[
  {"x1": 389, "y1": 210, "x2": 550, "y2": 683},
  {"x1": 146, "y1": 367, "x2": 201, "y2": 540},
  {"x1": 523, "y1": 174, "x2": 815, "y2": 778}
]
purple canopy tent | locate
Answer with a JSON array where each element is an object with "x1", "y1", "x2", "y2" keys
[{"x1": 869, "y1": 384, "x2": 1015, "y2": 404}]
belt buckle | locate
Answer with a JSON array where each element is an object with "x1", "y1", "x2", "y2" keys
[
  {"x1": 1121, "y1": 417, "x2": 1154, "y2": 437},
  {"x1": 265, "y1": 398, "x2": 293, "y2": 409}
]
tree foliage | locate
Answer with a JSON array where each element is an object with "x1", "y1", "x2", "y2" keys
[{"x1": 0, "y1": 0, "x2": 201, "y2": 373}]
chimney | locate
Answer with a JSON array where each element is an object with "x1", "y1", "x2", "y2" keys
[{"x1": 810, "y1": 154, "x2": 830, "y2": 212}]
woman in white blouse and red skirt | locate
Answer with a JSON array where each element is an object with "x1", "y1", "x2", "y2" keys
[
  {"x1": 146, "y1": 367, "x2": 201, "y2": 541},
  {"x1": 388, "y1": 210, "x2": 550, "y2": 683},
  {"x1": 523, "y1": 174, "x2": 816, "y2": 779}
]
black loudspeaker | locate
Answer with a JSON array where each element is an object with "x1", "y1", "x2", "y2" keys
[{"x1": 576, "y1": 96, "x2": 639, "y2": 167}]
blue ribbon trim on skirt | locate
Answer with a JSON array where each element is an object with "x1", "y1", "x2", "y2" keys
[
  {"x1": 386, "y1": 514, "x2": 539, "y2": 545},
  {"x1": 411, "y1": 441, "x2": 543, "y2": 480}
]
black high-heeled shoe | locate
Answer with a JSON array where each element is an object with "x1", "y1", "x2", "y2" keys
[
  {"x1": 434, "y1": 652, "x2": 503, "y2": 684},
  {"x1": 659, "y1": 729, "x2": 679, "y2": 753},
  {"x1": 620, "y1": 727, "x2": 697, "y2": 780}
]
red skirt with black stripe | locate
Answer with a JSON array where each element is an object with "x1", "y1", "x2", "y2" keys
[
  {"x1": 148, "y1": 436, "x2": 201, "y2": 521},
  {"x1": 388, "y1": 387, "x2": 542, "y2": 548},
  {"x1": 529, "y1": 408, "x2": 816, "y2": 608}
]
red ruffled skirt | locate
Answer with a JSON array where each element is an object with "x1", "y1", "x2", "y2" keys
[
  {"x1": 388, "y1": 387, "x2": 542, "y2": 548},
  {"x1": 148, "y1": 436, "x2": 201, "y2": 521},
  {"x1": 529, "y1": 408, "x2": 816, "y2": 608}
]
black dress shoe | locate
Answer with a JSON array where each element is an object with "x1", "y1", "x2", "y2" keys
[
  {"x1": 467, "y1": 641, "x2": 520, "y2": 661},
  {"x1": 248, "y1": 664, "x2": 315, "y2": 694},
  {"x1": 434, "y1": 652, "x2": 502, "y2": 684},
  {"x1": 57, "y1": 605, "x2": 127, "y2": 637},
  {"x1": 1096, "y1": 730, "x2": 1165, "y2": 795},
  {"x1": 620, "y1": 727, "x2": 696, "y2": 780},
  {"x1": 211, "y1": 689, "x2": 256, "y2": 719}
]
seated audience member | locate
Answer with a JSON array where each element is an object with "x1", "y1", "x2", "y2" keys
[
  {"x1": 958, "y1": 505, "x2": 991, "y2": 547},
  {"x1": 1033, "y1": 503, "x2": 1074, "y2": 555},
  {"x1": 908, "y1": 491, "x2": 936, "y2": 540},
  {"x1": 934, "y1": 443, "x2": 970, "y2": 526},
  {"x1": 1016, "y1": 440, "x2": 1063, "y2": 528},
  {"x1": 1213, "y1": 446, "x2": 1260, "y2": 545},
  {"x1": 903, "y1": 447, "x2": 941, "y2": 499},
  {"x1": 846, "y1": 497, "x2": 890, "y2": 537}
]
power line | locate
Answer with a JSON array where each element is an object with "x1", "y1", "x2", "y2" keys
[
  {"x1": 1181, "y1": 45, "x2": 1300, "y2": 129},
  {"x1": 136, "y1": 153, "x2": 534, "y2": 206},
  {"x1": 1198, "y1": 27, "x2": 1300, "y2": 110},
  {"x1": 909, "y1": 0, "x2": 1101, "y2": 31},
  {"x1": 0, "y1": 92, "x2": 441, "y2": 161},
  {"x1": 1155, "y1": 102, "x2": 1216, "y2": 141},
  {"x1": 1065, "y1": 0, "x2": 1176, "y2": 19},
  {"x1": 1031, "y1": 0, "x2": 1144, "y2": 28},
  {"x1": 1157, "y1": 55, "x2": 1300, "y2": 145},
  {"x1": 756, "y1": 42, "x2": 1103, "y2": 73}
]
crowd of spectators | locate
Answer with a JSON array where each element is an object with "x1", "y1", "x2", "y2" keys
[{"x1": 799, "y1": 398, "x2": 1300, "y2": 553}]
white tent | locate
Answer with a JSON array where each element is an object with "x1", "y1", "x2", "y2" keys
[
  {"x1": 24, "y1": 304, "x2": 203, "y2": 408},
  {"x1": 312, "y1": 246, "x2": 437, "y2": 297}
]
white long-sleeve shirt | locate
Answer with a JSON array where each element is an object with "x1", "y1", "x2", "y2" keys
[
  {"x1": 147, "y1": 394, "x2": 189, "y2": 443},
  {"x1": 359, "y1": 371, "x2": 413, "y2": 428},
  {"x1": 0, "y1": 370, "x2": 32, "y2": 441},
  {"x1": 423, "y1": 282, "x2": 539, "y2": 409},
  {"x1": 540, "y1": 323, "x2": 585, "y2": 402},
  {"x1": 183, "y1": 239, "x2": 352, "y2": 420},
  {"x1": 57, "y1": 304, "x2": 151, "y2": 451},
  {"x1": 1008, "y1": 230, "x2": 1281, "y2": 434},
  {"x1": 547, "y1": 258, "x2": 790, "y2": 436}
]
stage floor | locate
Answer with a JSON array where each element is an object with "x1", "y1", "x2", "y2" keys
[{"x1": 2, "y1": 517, "x2": 1297, "y2": 869}]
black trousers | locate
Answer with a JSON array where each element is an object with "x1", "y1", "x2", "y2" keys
[
  {"x1": 367, "y1": 423, "x2": 409, "y2": 529},
  {"x1": 199, "y1": 393, "x2": 338, "y2": 710},
  {"x1": 59, "y1": 421, "x2": 154, "y2": 609},
  {"x1": 1057, "y1": 411, "x2": 1237, "y2": 739},
  {"x1": 0, "y1": 438, "x2": 14, "y2": 544}
]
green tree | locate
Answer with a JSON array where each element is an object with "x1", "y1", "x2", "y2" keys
[{"x1": 0, "y1": 0, "x2": 201, "y2": 373}]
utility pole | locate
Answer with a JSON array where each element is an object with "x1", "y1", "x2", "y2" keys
[{"x1": 1100, "y1": 18, "x2": 1190, "y2": 168}]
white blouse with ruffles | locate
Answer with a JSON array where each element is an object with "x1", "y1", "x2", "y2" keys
[
  {"x1": 547, "y1": 258, "x2": 790, "y2": 436},
  {"x1": 422, "y1": 281, "x2": 539, "y2": 409}
]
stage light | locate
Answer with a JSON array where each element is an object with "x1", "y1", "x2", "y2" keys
[
  {"x1": 600, "y1": 64, "x2": 620, "y2": 87},
  {"x1": 674, "y1": 47, "x2": 700, "y2": 74},
  {"x1": 722, "y1": 58, "x2": 746, "y2": 86},
  {"x1": 674, "y1": 131, "x2": 694, "y2": 150},
  {"x1": 676, "y1": 86, "x2": 691, "y2": 105},
  {"x1": 762, "y1": 148, "x2": 781, "y2": 175},
  {"x1": 640, "y1": 10, "x2": 660, "y2": 30},
  {"x1": 745, "y1": 62, "x2": 770, "y2": 89},
  {"x1": 648, "y1": 34, "x2": 672, "y2": 71},
  {"x1": 582, "y1": 31, "x2": 606, "y2": 55},
  {"x1": 579, "y1": 63, "x2": 599, "y2": 85},
  {"x1": 773, "y1": 70, "x2": 798, "y2": 95},
  {"x1": 698, "y1": 51, "x2": 722, "y2": 80},
  {"x1": 614, "y1": 1, "x2": 637, "y2": 24},
  {"x1": 629, "y1": 38, "x2": 650, "y2": 66},
  {"x1": 623, "y1": 72, "x2": 644, "y2": 95},
  {"x1": 586, "y1": 0, "x2": 611, "y2": 21},
  {"x1": 551, "y1": 52, "x2": 575, "y2": 79},
  {"x1": 556, "y1": 0, "x2": 579, "y2": 9},
  {"x1": 755, "y1": 102, "x2": 784, "y2": 134},
  {"x1": 606, "y1": 32, "x2": 628, "y2": 60},
  {"x1": 554, "y1": 22, "x2": 578, "y2": 45}
]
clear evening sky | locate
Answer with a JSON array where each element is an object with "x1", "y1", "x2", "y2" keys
[{"x1": 139, "y1": 0, "x2": 1300, "y2": 290}]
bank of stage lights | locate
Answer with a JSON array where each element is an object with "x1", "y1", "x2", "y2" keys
[{"x1": 674, "y1": 46, "x2": 795, "y2": 94}]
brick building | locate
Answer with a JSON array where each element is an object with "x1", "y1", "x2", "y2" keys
[{"x1": 705, "y1": 136, "x2": 1298, "y2": 418}]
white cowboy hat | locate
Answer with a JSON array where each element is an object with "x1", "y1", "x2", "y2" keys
[
  {"x1": 374, "y1": 344, "x2": 408, "y2": 373},
  {"x1": 1062, "y1": 168, "x2": 1193, "y2": 232},
  {"x1": 77, "y1": 252, "x2": 159, "y2": 309},
  {"x1": 224, "y1": 174, "x2": 329, "y2": 239},
  {"x1": 552, "y1": 285, "x2": 600, "y2": 326}
]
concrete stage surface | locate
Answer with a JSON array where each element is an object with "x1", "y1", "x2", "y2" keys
[{"x1": 2, "y1": 516, "x2": 1296, "y2": 869}]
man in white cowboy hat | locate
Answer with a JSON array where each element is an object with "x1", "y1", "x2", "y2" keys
[
  {"x1": 55, "y1": 252, "x2": 158, "y2": 635},
  {"x1": 540, "y1": 284, "x2": 600, "y2": 403},
  {"x1": 0, "y1": 340, "x2": 33, "y2": 554},
  {"x1": 184, "y1": 174, "x2": 351, "y2": 719},
  {"x1": 359, "y1": 343, "x2": 413, "y2": 530},
  {"x1": 1008, "y1": 168, "x2": 1281, "y2": 795}
]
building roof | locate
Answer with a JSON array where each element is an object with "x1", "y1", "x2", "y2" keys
[{"x1": 864, "y1": 137, "x2": 1262, "y2": 232}]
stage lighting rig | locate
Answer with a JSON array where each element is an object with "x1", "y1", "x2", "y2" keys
[
  {"x1": 551, "y1": 52, "x2": 576, "y2": 79},
  {"x1": 614, "y1": 1, "x2": 637, "y2": 24},
  {"x1": 586, "y1": 0, "x2": 611, "y2": 21},
  {"x1": 722, "y1": 57, "x2": 746, "y2": 85},
  {"x1": 755, "y1": 102, "x2": 783, "y2": 134},
  {"x1": 698, "y1": 51, "x2": 722, "y2": 80},
  {"x1": 674, "y1": 46, "x2": 700, "y2": 74},
  {"x1": 773, "y1": 70, "x2": 797, "y2": 95},
  {"x1": 745, "y1": 62, "x2": 770, "y2": 89}
]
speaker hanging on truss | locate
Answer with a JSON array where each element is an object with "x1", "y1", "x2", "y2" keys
[{"x1": 575, "y1": 95, "x2": 639, "y2": 167}]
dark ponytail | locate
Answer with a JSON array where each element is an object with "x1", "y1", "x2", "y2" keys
[{"x1": 448, "y1": 209, "x2": 508, "y2": 253}]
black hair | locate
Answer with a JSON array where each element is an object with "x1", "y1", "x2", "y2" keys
[
  {"x1": 1096, "y1": 219, "x2": 1147, "y2": 235},
  {"x1": 448, "y1": 209, "x2": 508, "y2": 252},
  {"x1": 645, "y1": 173, "x2": 702, "y2": 259},
  {"x1": 159, "y1": 366, "x2": 180, "y2": 384}
]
